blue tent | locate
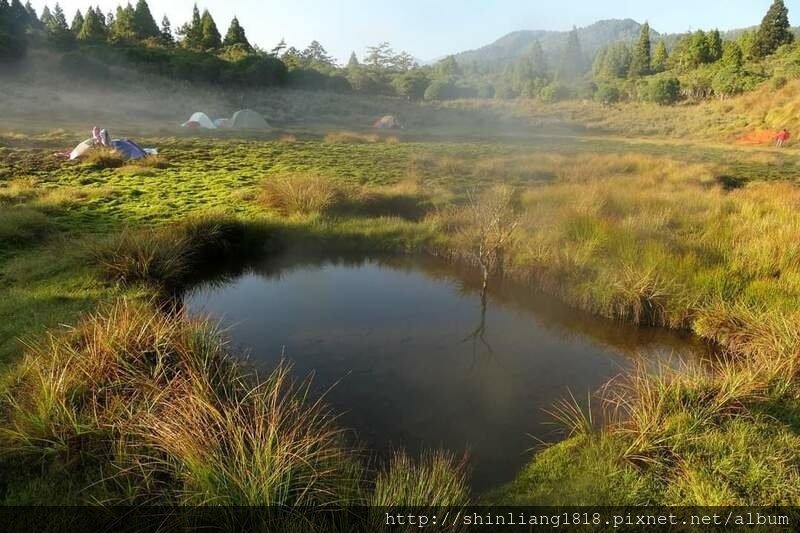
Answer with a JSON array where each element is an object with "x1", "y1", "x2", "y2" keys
[{"x1": 110, "y1": 139, "x2": 149, "y2": 161}]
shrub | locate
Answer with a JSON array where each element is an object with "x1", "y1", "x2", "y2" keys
[
  {"x1": 260, "y1": 173, "x2": 346, "y2": 216},
  {"x1": 595, "y1": 84, "x2": 622, "y2": 105},
  {"x1": 540, "y1": 83, "x2": 574, "y2": 103},
  {"x1": 645, "y1": 77, "x2": 681, "y2": 105}
]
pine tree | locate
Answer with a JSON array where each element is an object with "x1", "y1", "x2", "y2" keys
[
  {"x1": 9, "y1": 0, "x2": 27, "y2": 27},
  {"x1": 347, "y1": 51, "x2": 359, "y2": 70},
  {"x1": 40, "y1": 5, "x2": 53, "y2": 27},
  {"x1": 110, "y1": 3, "x2": 135, "y2": 41},
  {"x1": 78, "y1": 7, "x2": 105, "y2": 41},
  {"x1": 24, "y1": 1, "x2": 38, "y2": 25},
  {"x1": 651, "y1": 40, "x2": 669, "y2": 73},
  {"x1": 178, "y1": 4, "x2": 202, "y2": 48},
  {"x1": 0, "y1": 0, "x2": 27, "y2": 62},
  {"x1": 160, "y1": 15, "x2": 173, "y2": 45},
  {"x1": 48, "y1": 3, "x2": 69, "y2": 35},
  {"x1": 707, "y1": 29, "x2": 723, "y2": 62},
  {"x1": 753, "y1": 0, "x2": 793, "y2": 57},
  {"x1": 223, "y1": 16, "x2": 250, "y2": 50},
  {"x1": 131, "y1": 0, "x2": 158, "y2": 39},
  {"x1": 556, "y1": 27, "x2": 583, "y2": 81},
  {"x1": 629, "y1": 22, "x2": 651, "y2": 77},
  {"x1": 270, "y1": 38, "x2": 286, "y2": 57},
  {"x1": 95, "y1": 7, "x2": 106, "y2": 29},
  {"x1": 721, "y1": 41, "x2": 744, "y2": 69},
  {"x1": 70, "y1": 9, "x2": 83, "y2": 33},
  {"x1": 199, "y1": 9, "x2": 221, "y2": 49}
]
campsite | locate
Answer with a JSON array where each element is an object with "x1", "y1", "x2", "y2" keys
[{"x1": 3, "y1": 0, "x2": 800, "y2": 525}]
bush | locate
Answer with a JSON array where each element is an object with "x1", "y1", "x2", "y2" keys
[
  {"x1": 540, "y1": 82, "x2": 574, "y2": 103},
  {"x1": 712, "y1": 67, "x2": 747, "y2": 98},
  {"x1": 645, "y1": 77, "x2": 681, "y2": 105},
  {"x1": 424, "y1": 79, "x2": 457, "y2": 101},
  {"x1": 595, "y1": 84, "x2": 621, "y2": 105}
]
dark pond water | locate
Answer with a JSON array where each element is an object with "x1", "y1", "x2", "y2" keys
[{"x1": 184, "y1": 254, "x2": 714, "y2": 492}]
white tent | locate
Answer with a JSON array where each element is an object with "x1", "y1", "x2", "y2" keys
[
  {"x1": 69, "y1": 139, "x2": 94, "y2": 160},
  {"x1": 182, "y1": 112, "x2": 217, "y2": 129},
  {"x1": 231, "y1": 109, "x2": 270, "y2": 129}
]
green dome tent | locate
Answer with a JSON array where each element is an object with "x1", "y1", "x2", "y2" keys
[{"x1": 231, "y1": 109, "x2": 270, "y2": 130}]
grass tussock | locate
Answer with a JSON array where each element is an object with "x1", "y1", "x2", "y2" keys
[
  {"x1": 0, "y1": 301, "x2": 359, "y2": 505},
  {"x1": 260, "y1": 173, "x2": 346, "y2": 216},
  {"x1": 0, "y1": 301, "x2": 470, "y2": 506},
  {"x1": 82, "y1": 148, "x2": 126, "y2": 169},
  {"x1": 371, "y1": 451, "x2": 469, "y2": 507},
  {"x1": 89, "y1": 216, "x2": 256, "y2": 290}
]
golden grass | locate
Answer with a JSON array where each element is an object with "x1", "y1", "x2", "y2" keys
[{"x1": 260, "y1": 172, "x2": 346, "y2": 216}]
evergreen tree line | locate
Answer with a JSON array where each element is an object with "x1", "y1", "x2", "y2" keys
[{"x1": 1, "y1": 0, "x2": 796, "y2": 103}]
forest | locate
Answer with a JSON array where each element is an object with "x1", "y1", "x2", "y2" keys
[{"x1": 1, "y1": 0, "x2": 797, "y2": 104}]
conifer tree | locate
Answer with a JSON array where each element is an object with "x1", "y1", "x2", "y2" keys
[
  {"x1": 160, "y1": 15, "x2": 173, "y2": 45},
  {"x1": 223, "y1": 16, "x2": 250, "y2": 50},
  {"x1": 47, "y1": 3, "x2": 71, "y2": 39},
  {"x1": 70, "y1": 9, "x2": 83, "y2": 33},
  {"x1": 629, "y1": 22, "x2": 651, "y2": 76},
  {"x1": 347, "y1": 52, "x2": 361, "y2": 70},
  {"x1": 651, "y1": 40, "x2": 669, "y2": 72},
  {"x1": 78, "y1": 7, "x2": 105, "y2": 41},
  {"x1": 132, "y1": 0, "x2": 158, "y2": 39},
  {"x1": 556, "y1": 27, "x2": 583, "y2": 81},
  {"x1": 707, "y1": 29, "x2": 723, "y2": 62},
  {"x1": 178, "y1": 4, "x2": 202, "y2": 48},
  {"x1": 753, "y1": 0, "x2": 793, "y2": 57},
  {"x1": 40, "y1": 5, "x2": 53, "y2": 27},
  {"x1": 110, "y1": 3, "x2": 135, "y2": 41},
  {"x1": 199, "y1": 9, "x2": 221, "y2": 49}
]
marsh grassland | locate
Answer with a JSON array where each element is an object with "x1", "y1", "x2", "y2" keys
[{"x1": 2, "y1": 96, "x2": 800, "y2": 507}]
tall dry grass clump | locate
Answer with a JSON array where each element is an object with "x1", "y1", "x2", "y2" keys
[
  {"x1": 1, "y1": 301, "x2": 469, "y2": 506},
  {"x1": 0, "y1": 301, "x2": 362, "y2": 506},
  {"x1": 371, "y1": 451, "x2": 469, "y2": 507},
  {"x1": 89, "y1": 216, "x2": 254, "y2": 290},
  {"x1": 260, "y1": 173, "x2": 346, "y2": 216},
  {"x1": 82, "y1": 148, "x2": 126, "y2": 169}
]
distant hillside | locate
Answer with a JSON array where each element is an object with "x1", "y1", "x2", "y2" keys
[
  {"x1": 453, "y1": 19, "x2": 656, "y2": 66},
  {"x1": 452, "y1": 19, "x2": 800, "y2": 68}
]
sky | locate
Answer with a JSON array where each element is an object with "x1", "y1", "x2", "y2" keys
[{"x1": 30, "y1": 0, "x2": 800, "y2": 63}]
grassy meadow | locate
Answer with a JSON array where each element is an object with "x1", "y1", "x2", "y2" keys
[{"x1": 2, "y1": 92, "x2": 800, "y2": 507}]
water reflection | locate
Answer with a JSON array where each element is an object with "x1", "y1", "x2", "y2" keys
[{"x1": 184, "y1": 253, "x2": 715, "y2": 492}]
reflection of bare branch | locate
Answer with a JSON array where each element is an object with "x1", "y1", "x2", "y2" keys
[{"x1": 463, "y1": 286, "x2": 493, "y2": 366}]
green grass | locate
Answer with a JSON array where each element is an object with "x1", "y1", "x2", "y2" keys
[{"x1": 3, "y1": 115, "x2": 800, "y2": 507}]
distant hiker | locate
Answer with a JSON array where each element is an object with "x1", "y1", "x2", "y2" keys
[{"x1": 776, "y1": 128, "x2": 791, "y2": 148}]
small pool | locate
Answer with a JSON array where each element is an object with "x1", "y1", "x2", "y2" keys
[{"x1": 184, "y1": 254, "x2": 713, "y2": 492}]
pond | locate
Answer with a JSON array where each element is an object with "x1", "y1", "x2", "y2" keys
[{"x1": 184, "y1": 254, "x2": 714, "y2": 492}]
